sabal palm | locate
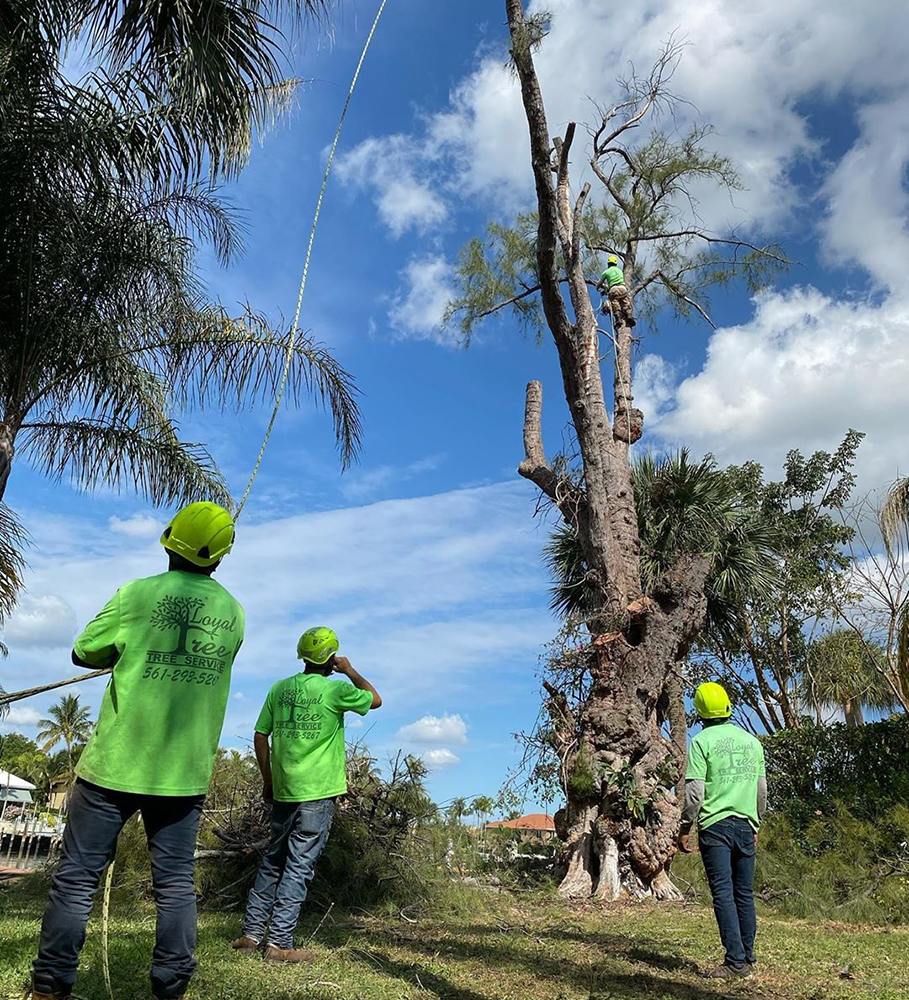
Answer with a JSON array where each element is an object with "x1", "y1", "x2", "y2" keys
[
  {"x1": 545, "y1": 451, "x2": 778, "y2": 638},
  {"x1": 37, "y1": 694, "x2": 94, "y2": 755},
  {"x1": 801, "y1": 629, "x2": 895, "y2": 726}
]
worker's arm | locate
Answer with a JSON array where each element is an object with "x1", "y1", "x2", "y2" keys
[
  {"x1": 333, "y1": 655, "x2": 382, "y2": 709},
  {"x1": 254, "y1": 731, "x2": 273, "y2": 802},
  {"x1": 678, "y1": 779, "x2": 704, "y2": 852}
]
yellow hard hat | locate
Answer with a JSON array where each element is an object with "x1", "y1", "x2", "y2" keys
[
  {"x1": 694, "y1": 681, "x2": 732, "y2": 719},
  {"x1": 160, "y1": 502, "x2": 235, "y2": 568},
  {"x1": 607, "y1": 255, "x2": 619, "y2": 265}
]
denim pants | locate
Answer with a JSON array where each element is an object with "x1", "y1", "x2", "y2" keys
[
  {"x1": 699, "y1": 816, "x2": 757, "y2": 967},
  {"x1": 34, "y1": 778, "x2": 204, "y2": 1000},
  {"x1": 242, "y1": 797, "x2": 335, "y2": 949}
]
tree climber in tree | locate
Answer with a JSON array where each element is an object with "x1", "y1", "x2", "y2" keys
[
  {"x1": 595, "y1": 255, "x2": 636, "y2": 327},
  {"x1": 32, "y1": 503, "x2": 244, "y2": 1000},
  {"x1": 232, "y1": 627, "x2": 382, "y2": 963},
  {"x1": 679, "y1": 682, "x2": 767, "y2": 980}
]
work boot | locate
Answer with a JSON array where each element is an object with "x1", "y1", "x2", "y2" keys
[
  {"x1": 31, "y1": 974, "x2": 71, "y2": 999},
  {"x1": 263, "y1": 944, "x2": 316, "y2": 963},
  {"x1": 231, "y1": 935, "x2": 260, "y2": 953},
  {"x1": 705, "y1": 961, "x2": 753, "y2": 979}
]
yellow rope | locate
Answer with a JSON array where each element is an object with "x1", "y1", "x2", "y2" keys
[
  {"x1": 235, "y1": 0, "x2": 389, "y2": 519},
  {"x1": 101, "y1": 862, "x2": 115, "y2": 1000}
]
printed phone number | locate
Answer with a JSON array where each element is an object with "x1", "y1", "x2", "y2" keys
[{"x1": 142, "y1": 667, "x2": 219, "y2": 685}]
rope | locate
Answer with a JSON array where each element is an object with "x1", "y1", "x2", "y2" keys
[
  {"x1": 101, "y1": 863, "x2": 115, "y2": 1000},
  {"x1": 97, "y1": 9, "x2": 388, "y2": 996},
  {"x1": 234, "y1": 0, "x2": 389, "y2": 520}
]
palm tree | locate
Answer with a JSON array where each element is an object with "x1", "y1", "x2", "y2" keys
[
  {"x1": 470, "y1": 795, "x2": 495, "y2": 835},
  {"x1": 37, "y1": 694, "x2": 94, "y2": 784},
  {"x1": 0, "y1": 0, "x2": 361, "y2": 625},
  {"x1": 446, "y1": 796, "x2": 468, "y2": 825},
  {"x1": 801, "y1": 630, "x2": 895, "y2": 726},
  {"x1": 545, "y1": 450, "x2": 777, "y2": 635},
  {"x1": 545, "y1": 451, "x2": 778, "y2": 773}
]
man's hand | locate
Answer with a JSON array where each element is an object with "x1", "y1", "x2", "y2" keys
[
  {"x1": 262, "y1": 779, "x2": 274, "y2": 804},
  {"x1": 678, "y1": 832, "x2": 696, "y2": 854},
  {"x1": 754, "y1": 833, "x2": 759, "y2": 849},
  {"x1": 332, "y1": 655, "x2": 352, "y2": 676}
]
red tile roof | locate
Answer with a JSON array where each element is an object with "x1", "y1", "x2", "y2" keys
[{"x1": 486, "y1": 812, "x2": 555, "y2": 831}]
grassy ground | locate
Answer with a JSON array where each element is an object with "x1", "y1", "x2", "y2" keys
[{"x1": 2, "y1": 887, "x2": 907, "y2": 1000}]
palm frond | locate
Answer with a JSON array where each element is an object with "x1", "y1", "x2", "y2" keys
[
  {"x1": 18, "y1": 418, "x2": 231, "y2": 509},
  {"x1": 882, "y1": 476, "x2": 909, "y2": 551},
  {"x1": 0, "y1": 504, "x2": 29, "y2": 641}
]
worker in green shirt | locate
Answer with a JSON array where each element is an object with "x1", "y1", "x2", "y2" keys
[
  {"x1": 232, "y1": 627, "x2": 381, "y2": 963},
  {"x1": 32, "y1": 503, "x2": 244, "y2": 1000},
  {"x1": 595, "y1": 254, "x2": 636, "y2": 328},
  {"x1": 679, "y1": 682, "x2": 767, "y2": 980}
]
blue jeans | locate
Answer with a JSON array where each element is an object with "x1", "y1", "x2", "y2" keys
[
  {"x1": 699, "y1": 816, "x2": 757, "y2": 967},
  {"x1": 242, "y1": 797, "x2": 335, "y2": 949},
  {"x1": 34, "y1": 779, "x2": 204, "y2": 1000}
]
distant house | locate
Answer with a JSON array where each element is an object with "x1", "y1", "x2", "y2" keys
[
  {"x1": 0, "y1": 768, "x2": 36, "y2": 821},
  {"x1": 486, "y1": 812, "x2": 556, "y2": 840}
]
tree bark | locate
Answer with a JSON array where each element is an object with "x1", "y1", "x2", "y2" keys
[
  {"x1": 506, "y1": 0, "x2": 711, "y2": 900},
  {"x1": 0, "y1": 420, "x2": 16, "y2": 503}
]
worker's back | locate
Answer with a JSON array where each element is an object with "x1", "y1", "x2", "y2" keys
[
  {"x1": 75, "y1": 570, "x2": 245, "y2": 796},
  {"x1": 255, "y1": 672, "x2": 372, "y2": 803},
  {"x1": 687, "y1": 721, "x2": 765, "y2": 831}
]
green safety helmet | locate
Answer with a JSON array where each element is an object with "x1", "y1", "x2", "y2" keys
[
  {"x1": 160, "y1": 502, "x2": 235, "y2": 568},
  {"x1": 694, "y1": 681, "x2": 732, "y2": 720},
  {"x1": 297, "y1": 626, "x2": 339, "y2": 665},
  {"x1": 607, "y1": 255, "x2": 619, "y2": 266}
]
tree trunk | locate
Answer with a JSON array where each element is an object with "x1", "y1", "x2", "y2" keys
[
  {"x1": 665, "y1": 671, "x2": 688, "y2": 799},
  {"x1": 0, "y1": 420, "x2": 15, "y2": 503},
  {"x1": 843, "y1": 698, "x2": 864, "y2": 727},
  {"x1": 505, "y1": 1, "x2": 711, "y2": 900}
]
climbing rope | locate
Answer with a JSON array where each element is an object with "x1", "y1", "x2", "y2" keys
[
  {"x1": 98, "y1": 7, "x2": 388, "y2": 995},
  {"x1": 235, "y1": 0, "x2": 389, "y2": 520}
]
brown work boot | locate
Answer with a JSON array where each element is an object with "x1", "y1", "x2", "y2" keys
[
  {"x1": 32, "y1": 993, "x2": 70, "y2": 1000},
  {"x1": 231, "y1": 935, "x2": 260, "y2": 953},
  {"x1": 263, "y1": 944, "x2": 316, "y2": 963}
]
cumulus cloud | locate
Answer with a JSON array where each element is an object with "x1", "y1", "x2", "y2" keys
[
  {"x1": 1, "y1": 706, "x2": 41, "y2": 728},
  {"x1": 3, "y1": 595, "x2": 77, "y2": 649},
  {"x1": 397, "y1": 713, "x2": 468, "y2": 745},
  {"x1": 421, "y1": 748, "x2": 460, "y2": 770},
  {"x1": 343, "y1": 0, "x2": 909, "y2": 295},
  {"x1": 647, "y1": 287, "x2": 909, "y2": 486},
  {"x1": 388, "y1": 255, "x2": 457, "y2": 341},
  {"x1": 336, "y1": 135, "x2": 448, "y2": 237},
  {"x1": 108, "y1": 514, "x2": 161, "y2": 537}
]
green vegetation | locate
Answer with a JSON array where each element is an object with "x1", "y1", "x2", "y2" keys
[{"x1": 2, "y1": 887, "x2": 908, "y2": 1000}]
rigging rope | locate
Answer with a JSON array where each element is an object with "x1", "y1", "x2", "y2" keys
[{"x1": 234, "y1": 0, "x2": 389, "y2": 520}]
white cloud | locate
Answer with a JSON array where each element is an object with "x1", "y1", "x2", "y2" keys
[
  {"x1": 397, "y1": 713, "x2": 468, "y2": 745},
  {"x1": 339, "y1": 455, "x2": 445, "y2": 501},
  {"x1": 336, "y1": 135, "x2": 448, "y2": 237},
  {"x1": 108, "y1": 514, "x2": 161, "y2": 537},
  {"x1": 343, "y1": 0, "x2": 909, "y2": 295},
  {"x1": 647, "y1": 287, "x2": 909, "y2": 486},
  {"x1": 3, "y1": 595, "x2": 77, "y2": 649},
  {"x1": 421, "y1": 748, "x2": 460, "y2": 770},
  {"x1": 1, "y1": 706, "x2": 41, "y2": 728},
  {"x1": 388, "y1": 255, "x2": 456, "y2": 341},
  {"x1": 5, "y1": 482, "x2": 552, "y2": 713}
]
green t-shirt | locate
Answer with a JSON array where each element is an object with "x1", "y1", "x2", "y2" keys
[
  {"x1": 75, "y1": 571, "x2": 245, "y2": 796},
  {"x1": 255, "y1": 673, "x2": 373, "y2": 803},
  {"x1": 685, "y1": 722, "x2": 766, "y2": 831},
  {"x1": 601, "y1": 264, "x2": 625, "y2": 289}
]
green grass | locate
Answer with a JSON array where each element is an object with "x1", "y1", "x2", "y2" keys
[{"x1": 2, "y1": 887, "x2": 907, "y2": 1000}]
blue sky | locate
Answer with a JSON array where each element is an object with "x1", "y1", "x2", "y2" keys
[{"x1": 4, "y1": 0, "x2": 909, "y2": 812}]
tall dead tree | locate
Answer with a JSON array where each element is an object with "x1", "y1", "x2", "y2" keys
[{"x1": 450, "y1": 4, "x2": 786, "y2": 899}]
